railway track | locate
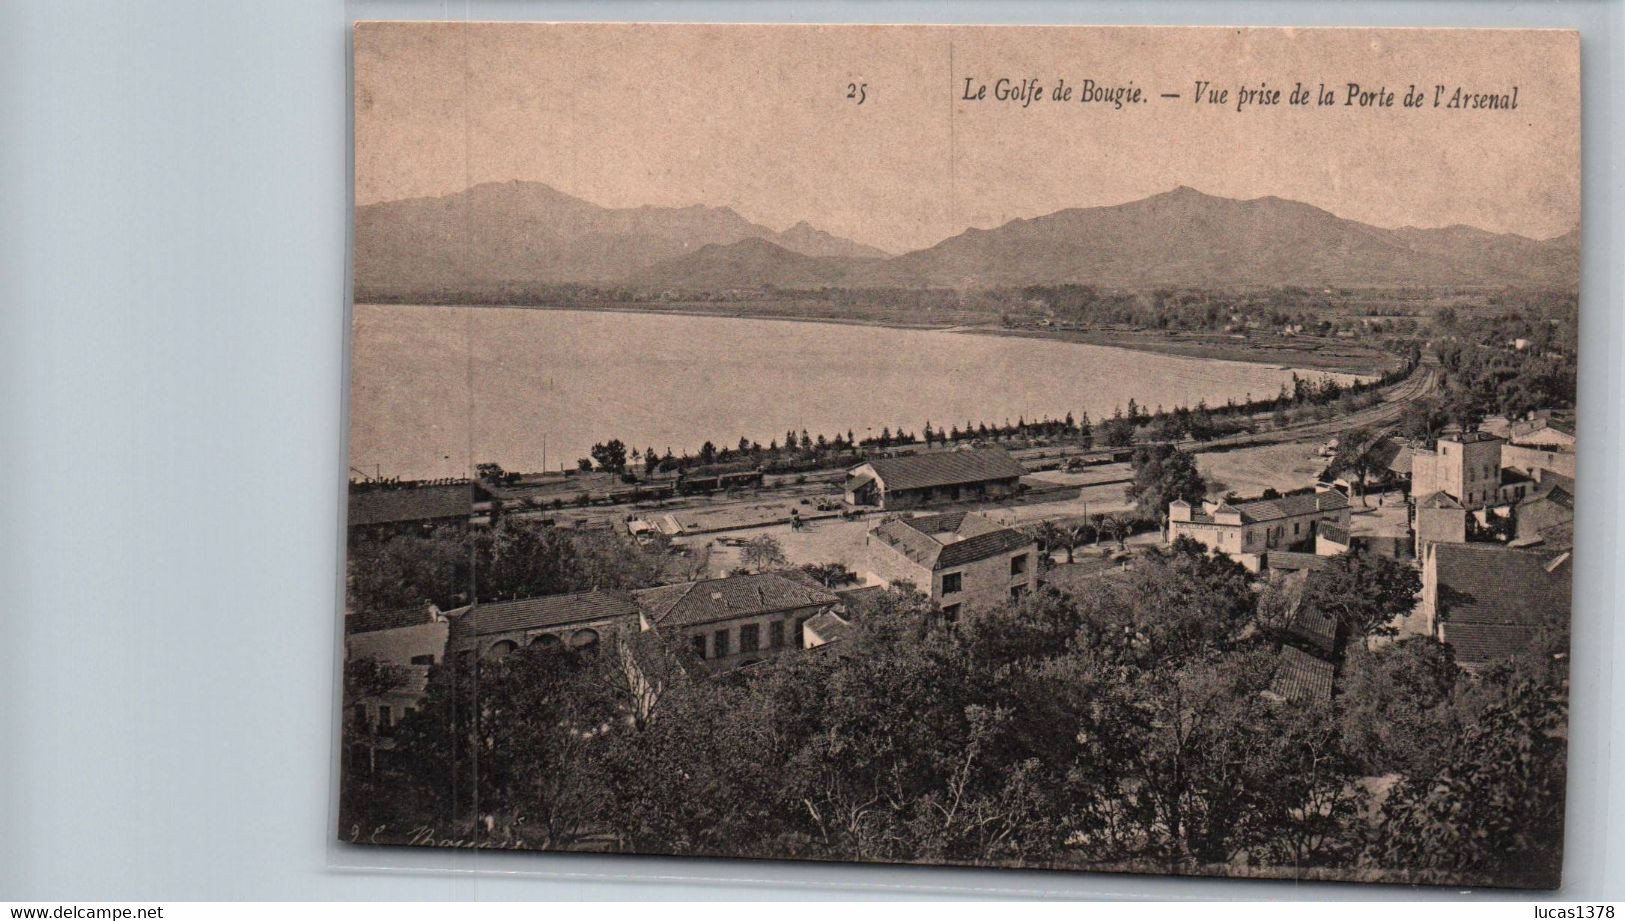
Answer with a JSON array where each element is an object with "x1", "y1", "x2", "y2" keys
[{"x1": 1185, "y1": 363, "x2": 1439, "y2": 456}]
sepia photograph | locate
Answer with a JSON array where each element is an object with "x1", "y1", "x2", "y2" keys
[{"x1": 340, "y1": 22, "x2": 1579, "y2": 889}]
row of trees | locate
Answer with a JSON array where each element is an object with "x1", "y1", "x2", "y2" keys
[
  {"x1": 556, "y1": 357, "x2": 1416, "y2": 483},
  {"x1": 341, "y1": 537, "x2": 1564, "y2": 887}
]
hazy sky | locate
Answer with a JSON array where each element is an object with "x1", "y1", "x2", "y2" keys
[{"x1": 354, "y1": 23, "x2": 1579, "y2": 254}]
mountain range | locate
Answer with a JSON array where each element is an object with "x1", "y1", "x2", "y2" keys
[{"x1": 354, "y1": 182, "x2": 1577, "y2": 295}]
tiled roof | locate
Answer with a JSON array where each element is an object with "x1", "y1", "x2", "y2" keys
[
  {"x1": 1270, "y1": 646, "x2": 1334, "y2": 703},
  {"x1": 1519, "y1": 484, "x2": 1574, "y2": 511},
  {"x1": 1417, "y1": 491, "x2": 1464, "y2": 510},
  {"x1": 1535, "y1": 471, "x2": 1576, "y2": 494},
  {"x1": 859, "y1": 448, "x2": 1026, "y2": 492},
  {"x1": 348, "y1": 483, "x2": 473, "y2": 527},
  {"x1": 448, "y1": 589, "x2": 640, "y2": 638},
  {"x1": 1439, "y1": 623, "x2": 1542, "y2": 668},
  {"x1": 1432, "y1": 543, "x2": 1571, "y2": 668},
  {"x1": 803, "y1": 611, "x2": 852, "y2": 645},
  {"x1": 634, "y1": 572, "x2": 838, "y2": 629},
  {"x1": 1287, "y1": 603, "x2": 1339, "y2": 654},
  {"x1": 1371, "y1": 439, "x2": 1414, "y2": 476},
  {"x1": 1184, "y1": 491, "x2": 1349, "y2": 526},
  {"x1": 871, "y1": 512, "x2": 1036, "y2": 571},
  {"x1": 1510, "y1": 417, "x2": 1575, "y2": 443},
  {"x1": 1318, "y1": 523, "x2": 1351, "y2": 545},
  {"x1": 1536, "y1": 520, "x2": 1575, "y2": 552},
  {"x1": 1234, "y1": 490, "x2": 1349, "y2": 523}
]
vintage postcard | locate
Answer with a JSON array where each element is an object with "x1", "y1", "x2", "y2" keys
[{"x1": 342, "y1": 22, "x2": 1578, "y2": 888}]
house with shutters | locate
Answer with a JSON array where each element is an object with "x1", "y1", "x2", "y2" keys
[
  {"x1": 633, "y1": 571, "x2": 841, "y2": 669},
  {"x1": 865, "y1": 511, "x2": 1039, "y2": 619},
  {"x1": 1166, "y1": 490, "x2": 1351, "y2": 571}
]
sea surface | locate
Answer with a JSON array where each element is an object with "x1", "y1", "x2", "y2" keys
[{"x1": 349, "y1": 304, "x2": 1361, "y2": 481}]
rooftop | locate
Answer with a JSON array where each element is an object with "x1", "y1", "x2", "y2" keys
[
  {"x1": 1432, "y1": 543, "x2": 1571, "y2": 667},
  {"x1": 1318, "y1": 523, "x2": 1351, "y2": 546},
  {"x1": 1180, "y1": 490, "x2": 1349, "y2": 525},
  {"x1": 803, "y1": 611, "x2": 852, "y2": 646},
  {"x1": 1286, "y1": 600, "x2": 1339, "y2": 654},
  {"x1": 447, "y1": 589, "x2": 641, "y2": 639},
  {"x1": 1519, "y1": 484, "x2": 1574, "y2": 511},
  {"x1": 634, "y1": 571, "x2": 839, "y2": 629},
  {"x1": 1441, "y1": 431, "x2": 1505, "y2": 446},
  {"x1": 855, "y1": 448, "x2": 1027, "y2": 493},
  {"x1": 871, "y1": 511, "x2": 1036, "y2": 571},
  {"x1": 1440, "y1": 623, "x2": 1543, "y2": 668},
  {"x1": 1370, "y1": 438, "x2": 1414, "y2": 476},
  {"x1": 1536, "y1": 470, "x2": 1576, "y2": 494},
  {"x1": 1416, "y1": 491, "x2": 1464, "y2": 510},
  {"x1": 349, "y1": 483, "x2": 473, "y2": 528},
  {"x1": 1269, "y1": 646, "x2": 1334, "y2": 703}
]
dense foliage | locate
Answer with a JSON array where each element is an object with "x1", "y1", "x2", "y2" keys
[
  {"x1": 341, "y1": 540, "x2": 1567, "y2": 887},
  {"x1": 347, "y1": 519, "x2": 671, "y2": 614}
]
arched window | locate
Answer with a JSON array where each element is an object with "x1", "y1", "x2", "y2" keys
[
  {"x1": 486, "y1": 639, "x2": 518, "y2": 659},
  {"x1": 530, "y1": 633, "x2": 561, "y2": 648},
  {"x1": 571, "y1": 628, "x2": 600, "y2": 652}
]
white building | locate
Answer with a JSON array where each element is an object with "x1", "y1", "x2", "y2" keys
[
  {"x1": 865, "y1": 511, "x2": 1039, "y2": 620},
  {"x1": 1167, "y1": 491, "x2": 1351, "y2": 571}
]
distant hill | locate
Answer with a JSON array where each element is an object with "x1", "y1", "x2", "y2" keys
[
  {"x1": 867, "y1": 186, "x2": 1577, "y2": 289},
  {"x1": 354, "y1": 180, "x2": 886, "y2": 293},
  {"x1": 632, "y1": 237, "x2": 879, "y2": 289},
  {"x1": 356, "y1": 182, "x2": 1577, "y2": 296},
  {"x1": 770, "y1": 221, "x2": 890, "y2": 260}
]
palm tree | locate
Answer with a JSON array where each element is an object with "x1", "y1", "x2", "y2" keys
[
  {"x1": 1025, "y1": 521, "x2": 1064, "y2": 566},
  {"x1": 1101, "y1": 513, "x2": 1132, "y2": 550},
  {"x1": 1059, "y1": 521, "x2": 1091, "y2": 563}
]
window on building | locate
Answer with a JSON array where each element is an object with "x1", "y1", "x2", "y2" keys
[
  {"x1": 1010, "y1": 553, "x2": 1028, "y2": 576},
  {"x1": 713, "y1": 628, "x2": 730, "y2": 657},
  {"x1": 1010, "y1": 585, "x2": 1027, "y2": 601},
  {"x1": 410, "y1": 654, "x2": 434, "y2": 666},
  {"x1": 377, "y1": 705, "x2": 393, "y2": 728},
  {"x1": 942, "y1": 603, "x2": 961, "y2": 623},
  {"x1": 769, "y1": 620, "x2": 785, "y2": 649},
  {"x1": 1293, "y1": 521, "x2": 1301, "y2": 535},
  {"x1": 692, "y1": 635, "x2": 707, "y2": 659},
  {"x1": 740, "y1": 624, "x2": 760, "y2": 653},
  {"x1": 352, "y1": 704, "x2": 367, "y2": 727},
  {"x1": 942, "y1": 572, "x2": 963, "y2": 594}
]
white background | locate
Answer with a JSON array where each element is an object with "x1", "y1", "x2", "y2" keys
[{"x1": 2, "y1": 0, "x2": 1621, "y2": 901}]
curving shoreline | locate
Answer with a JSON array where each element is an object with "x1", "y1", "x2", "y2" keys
[{"x1": 355, "y1": 300, "x2": 1399, "y2": 376}]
